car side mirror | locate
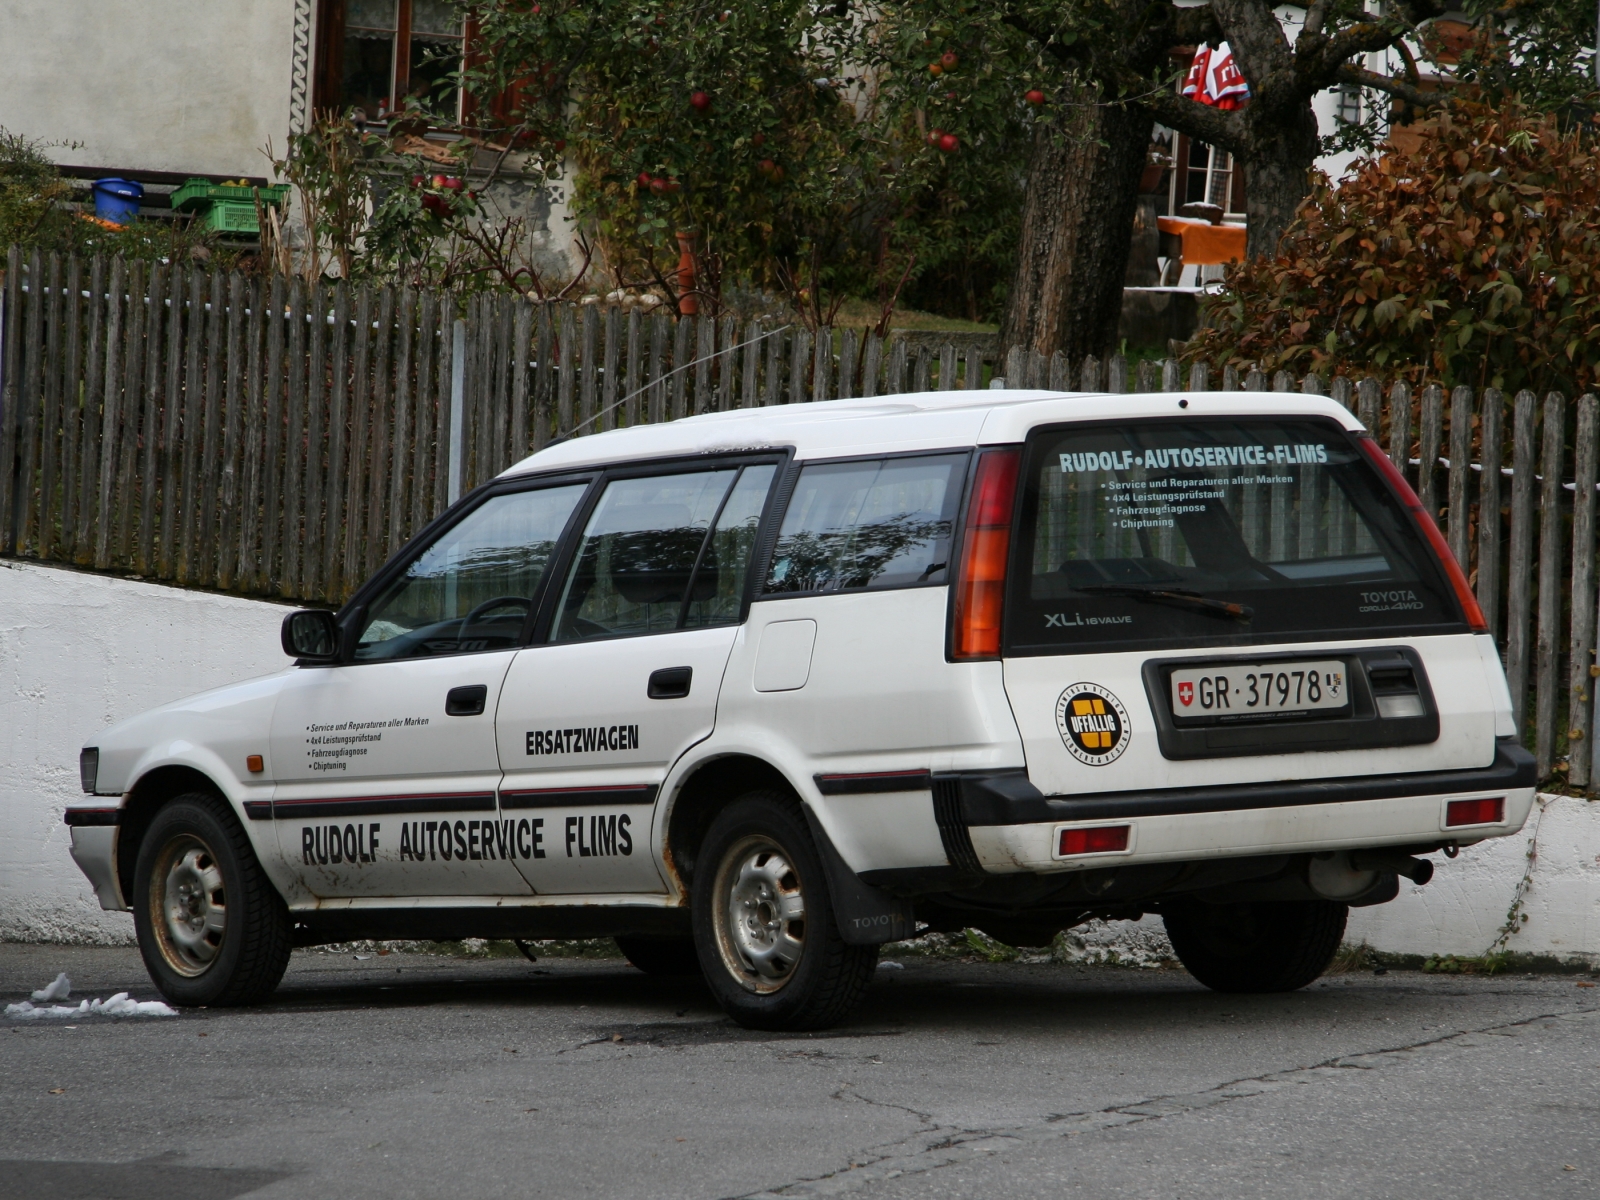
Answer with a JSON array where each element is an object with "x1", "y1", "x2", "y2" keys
[{"x1": 281, "y1": 609, "x2": 341, "y2": 663}]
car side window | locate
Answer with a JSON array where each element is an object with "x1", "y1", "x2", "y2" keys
[
  {"x1": 551, "y1": 468, "x2": 739, "y2": 642},
  {"x1": 354, "y1": 483, "x2": 587, "y2": 661},
  {"x1": 764, "y1": 454, "x2": 966, "y2": 595},
  {"x1": 683, "y1": 464, "x2": 777, "y2": 630}
]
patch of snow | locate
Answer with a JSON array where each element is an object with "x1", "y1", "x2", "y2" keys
[
  {"x1": 6, "y1": 982, "x2": 178, "y2": 1020},
  {"x1": 877, "y1": 960, "x2": 904, "y2": 970},
  {"x1": 31, "y1": 972, "x2": 70, "y2": 1001}
]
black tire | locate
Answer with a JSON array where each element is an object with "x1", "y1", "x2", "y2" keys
[
  {"x1": 691, "y1": 791, "x2": 877, "y2": 1031},
  {"x1": 132, "y1": 792, "x2": 292, "y2": 1007},
  {"x1": 615, "y1": 936, "x2": 702, "y2": 976},
  {"x1": 1163, "y1": 899, "x2": 1348, "y2": 993}
]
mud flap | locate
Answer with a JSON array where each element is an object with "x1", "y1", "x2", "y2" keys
[{"x1": 801, "y1": 806, "x2": 915, "y2": 945}]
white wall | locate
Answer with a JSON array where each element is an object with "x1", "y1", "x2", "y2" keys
[
  {"x1": 0, "y1": 0, "x2": 299, "y2": 178},
  {"x1": 0, "y1": 560, "x2": 289, "y2": 943}
]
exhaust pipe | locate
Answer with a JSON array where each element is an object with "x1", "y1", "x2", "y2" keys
[{"x1": 1350, "y1": 850, "x2": 1434, "y2": 885}]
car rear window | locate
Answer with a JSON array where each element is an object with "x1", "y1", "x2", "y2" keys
[{"x1": 1005, "y1": 417, "x2": 1465, "y2": 654}]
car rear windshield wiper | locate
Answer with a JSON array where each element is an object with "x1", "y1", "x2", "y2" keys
[{"x1": 1072, "y1": 583, "x2": 1254, "y2": 623}]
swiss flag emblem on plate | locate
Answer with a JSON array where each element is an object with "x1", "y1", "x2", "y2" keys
[{"x1": 1177, "y1": 681, "x2": 1194, "y2": 707}]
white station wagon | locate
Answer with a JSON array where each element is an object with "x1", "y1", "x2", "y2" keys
[{"x1": 67, "y1": 388, "x2": 1536, "y2": 1030}]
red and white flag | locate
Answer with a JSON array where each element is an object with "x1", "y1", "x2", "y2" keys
[{"x1": 1183, "y1": 41, "x2": 1251, "y2": 110}]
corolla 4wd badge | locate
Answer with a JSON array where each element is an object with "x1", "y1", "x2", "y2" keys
[{"x1": 1055, "y1": 684, "x2": 1131, "y2": 766}]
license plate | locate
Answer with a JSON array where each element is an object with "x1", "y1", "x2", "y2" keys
[{"x1": 1170, "y1": 660, "x2": 1348, "y2": 718}]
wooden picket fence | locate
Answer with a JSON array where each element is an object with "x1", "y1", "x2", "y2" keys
[{"x1": 1, "y1": 247, "x2": 1597, "y2": 788}]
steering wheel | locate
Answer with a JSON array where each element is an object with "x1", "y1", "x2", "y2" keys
[{"x1": 462, "y1": 595, "x2": 532, "y2": 628}]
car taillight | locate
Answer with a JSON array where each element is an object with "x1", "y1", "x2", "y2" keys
[
  {"x1": 1059, "y1": 825, "x2": 1130, "y2": 855},
  {"x1": 952, "y1": 447, "x2": 1022, "y2": 660},
  {"x1": 1358, "y1": 436, "x2": 1488, "y2": 632},
  {"x1": 1446, "y1": 797, "x2": 1505, "y2": 827}
]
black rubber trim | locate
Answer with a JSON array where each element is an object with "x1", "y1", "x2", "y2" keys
[
  {"x1": 930, "y1": 776, "x2": 983, "y2": 873},
  {"x1": 243, "y1": 801, "x2": 273, "y2": 821},
  {"x1": 62, "y1": 807, "x2": 121, "y2": 827},
  {"x1": 813, "y1": 770, "x2": 932, "y2": 796},
  {"x1": 498, "y1": 784, "x2": 659, "y2": 809},
  {"x1": 953, "y1": 738, "x2": 1536, "y2": 825},
  {"x1": 270, "y1": 791, "x2": 497, "y2": 819}
]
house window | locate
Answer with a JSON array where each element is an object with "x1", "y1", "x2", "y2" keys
[
  {"x1": 1335, "y1": 81, "x2": 1362, "y2": 125},
  {"x1": 317, "y1": 0, "x2": 465, "y2": 124},
  {"x1": 1183, "y1": 141, "x2": 1235, "y2": 211}
]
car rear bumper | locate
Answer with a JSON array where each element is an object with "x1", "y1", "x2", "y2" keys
[{"x1": 938, "y1": 739, "x2": 1537, "y2": 875}]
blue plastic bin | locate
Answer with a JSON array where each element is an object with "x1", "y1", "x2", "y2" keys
[{"x1": 92, "y1": 178, "x2": 144, "y2": 225}]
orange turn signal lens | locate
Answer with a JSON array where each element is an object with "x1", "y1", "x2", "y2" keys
[{"x1": 246, "y1": 754, "x2": 264, "y2": 774}]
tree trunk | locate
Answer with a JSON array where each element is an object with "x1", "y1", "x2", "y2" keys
[
  {"x1": 1239, "y1": 104, "x2": 1321, "y2": 259},
  {"x1": 999, "y1": 88, "x2": 1152, "y2": 364}
]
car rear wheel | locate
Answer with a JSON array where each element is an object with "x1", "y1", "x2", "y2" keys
[
  {"x1": 691, "y1": 792, "x2": 877, "y2": 1031},
  {"x1": 614, "y1": 935, "x2": 701, "y2": 976},
  {"x1": 132, "y1": 793, "x2": 292, "y2": 1007},
  {"x1": 1163, "y1": 899, "x2": 1347, "y2": 993}
]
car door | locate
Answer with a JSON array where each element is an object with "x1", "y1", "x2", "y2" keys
[
  {"x1": 496, "y1": 460, "x2": 778, "y2": 895},
  {"x1": 269, "y1": 480, "x2": 590, "y2": 898}
]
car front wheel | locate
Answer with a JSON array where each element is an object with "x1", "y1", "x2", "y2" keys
[
  {"x1": 132, "y1": 793, "x2": 292, "y2": 1006},
  {"x1": 691, "y1": 792, "x2": 877, "y2": 1031}
]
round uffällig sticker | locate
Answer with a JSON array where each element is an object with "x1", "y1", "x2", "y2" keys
[{"x1": 1055, "y1": 684, "x2": 1131, "y2": 766}]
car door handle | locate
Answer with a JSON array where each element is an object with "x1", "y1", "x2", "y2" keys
[
  {"x1": 647, "y1": 666, "x2": 693, "y2": 699},
  {"x1": 445, "y1": 684, "x2": 488, "y2": 716}
]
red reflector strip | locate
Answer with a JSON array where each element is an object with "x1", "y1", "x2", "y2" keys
[
  {"x1": 1059, "y1": 825, "x2": 1130, "y2": 855},
  {"x1": 1446, "y1": 796, "x2": 1505, "y2": 827}
]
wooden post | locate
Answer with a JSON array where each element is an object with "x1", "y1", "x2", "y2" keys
[
  {"x1": 965, "y1": 343, "x2": 985, "y2": 392},
  {"x1": 1300, "y1": 372, "x2": 1324, "y2": 395},
  {"x1": 62, "y1": 255, "x2": 84, "y2": 561},
  {"x1": 1505, "y1": 389, "x2": 1539, "y2": 742},
  {"x1": 717, "y1": 313, "x2": 737, "y2": 412},
  {"x1": 0, "y1": 247, "x2": 21, "y2": 554},
  {"x1": 558, "y1": 302, "x2": 578, "y2": 433},
  {"x1": 837, "y1": 328, "x2": 858, "y2": 400},
  {"x1": 215, "y1": 272, "x2": 248, "y2": 590},
  {"x1": 1003, "y1": 345, "x2": 1024, "y2": 389},
  {"x1": 111, "y1": 259, "x2": 148, "y2": 565},
  {"x1": 764, "y1": 320, "x2": 784, "y2": 406},
  {"x1": 1386, "y1": 381, "x2": 1411, "y2": 478},
  {"x1": 342, "y1": 285, "x2": 374, "y2": 584},
  {"x1": 388, "y1": 287, "x2": 416, "y2": 555},
  {"x1": 886, "y1": 337, "x2": 907, "y2": 396},
  {"x1": 860, "y1": 333, "x2": 882, "y2": 399},
  {"x1": 1534, "y1": 393, "x2": 1566, "y2": 776},
  {"x1": 38, "y1": 253, "x2": 64, "y2": 561},
  {"x1": 600, "y1": 304, "x2": 619, "y2": 431},
  {"x1": 1223, "y1": 364, "x2": 1242, "y2": 393},
  {"x1": 939, "y1": 343, "x2": 958, "y2": 392},
  {"x1": 623, "y1": 307, "x2": 641, "y2": 427},
  {"x1": 176, "y1": 268, "x2": 204, "y2": 583},
  {"x1": 1446, "y1": 386, "x2": 1473, "y2": 570},
  {"x1": 1080, "y1": 356, "x2": 1102, "y2": 392},
  {"x1": 671, "y1": 312, "x2": 692, "y2": 420},
  {"x1": 509, "y1": 297, "x2": 531, "y2": 460},
  {"x1": 790, "y1": 328, "x2": 812, "y2": 403},
  {"x1": 236, "y1": 275, "x2": 266, "y2": 589},
  {"x1": 693, "y1": 314, "x2": 713, "y2": 415},
  {"x1": 281, "y1": 280, "x2": 307, "y2": 597},
  {"x1": 1137, "y1": 359, "x2": 1161, "y2": 393},
  {"x1": 1418, "y1": 384, "x2": 1443, "y2": 519},
  {"x1": 1107, "y1": 353, "x2": 1129, "y2": 393},
  {"x1": 303, "y1": 282, "x2": 331, "y2": 597},
  {"x1": 15, "y1": 249, "x2": 46, "y2": 557},
  {"x1": 742, "y1": 320, "x2": 761, "y2": 408},
  {"x1": 1475, "y1": 388, "x2": 1504, "y2": 639},
  {"x1": 579, "y1": 301, "x2": 599, "y2": 432},
  {"x1": 534, "y1": 303, "x2": 555, "y2": 447},
  {"x1": 1328, "y1": 375, "x2": 1350, "y2": 410},
  {"x1": 260, "y1": 275, "x2": 286, "y2": 589},
  {"x1": 1047, "y1": 351, "x2": 1069, "y2": 391},
  {"x1": 94, "y1": 258, "x2": 127, "y2": 571},
  {"x1": 411, "y1": 290, "x2": 438, "y2": 529},
  {"x1": 814, "y1": 327, "x2": 834, "y2": 402},
  {"x1": 913, "y1": 345, "x2": 932, "y2": 393},
  {"x1": 1188, "y1": 361, "x2": 1208, "y2": 392},
  {"x1": 1568, "y1": 393, "x2": 1598, "y2": 788},
  {"x1": 323, "y1": 282, "x2": 351, "y2": 596},
  {"x1": 647, "y1": 310, "x2": 666, "y2": 422}
]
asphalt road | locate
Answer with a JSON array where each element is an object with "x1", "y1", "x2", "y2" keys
[{"x1": 3, "y1": 942, "x2": 1598, "y2": 1200}]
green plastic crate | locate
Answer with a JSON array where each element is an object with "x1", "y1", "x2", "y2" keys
[
  {"x1": 171, "y1": 179, "x2": 289, "y2": 237},
  {"x1": 170, "y1": 179, "x2": 289, "y2": 212}
]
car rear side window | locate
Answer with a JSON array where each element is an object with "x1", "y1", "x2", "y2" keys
[
  {"x1": 1006, "y1": 418, "x2": 1461, "y2": 654},
  {"x1": 764, "y1": 454, "x2": 967, "y2": 595}
]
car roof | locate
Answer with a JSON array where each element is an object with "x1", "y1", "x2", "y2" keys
[{"x1": 498, "y1": 389, "x2": 1368, "y2": 479}]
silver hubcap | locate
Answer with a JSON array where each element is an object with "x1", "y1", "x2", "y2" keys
[
  {"x1": 152, "y1": 836, "x2": 227, "y2": 976},
  {"x1": 713, "y1": 835, "x2": 806, "y2": 994}
]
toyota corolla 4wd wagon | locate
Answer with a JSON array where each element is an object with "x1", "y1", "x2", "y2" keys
[{"x1": 67, "y1": 388, "x2": 1535, "y2": 1029}]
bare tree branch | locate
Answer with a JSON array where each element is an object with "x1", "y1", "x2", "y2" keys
[{"x1": 1336, "y1": 63, "x2": 1445, "y2": 108}]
